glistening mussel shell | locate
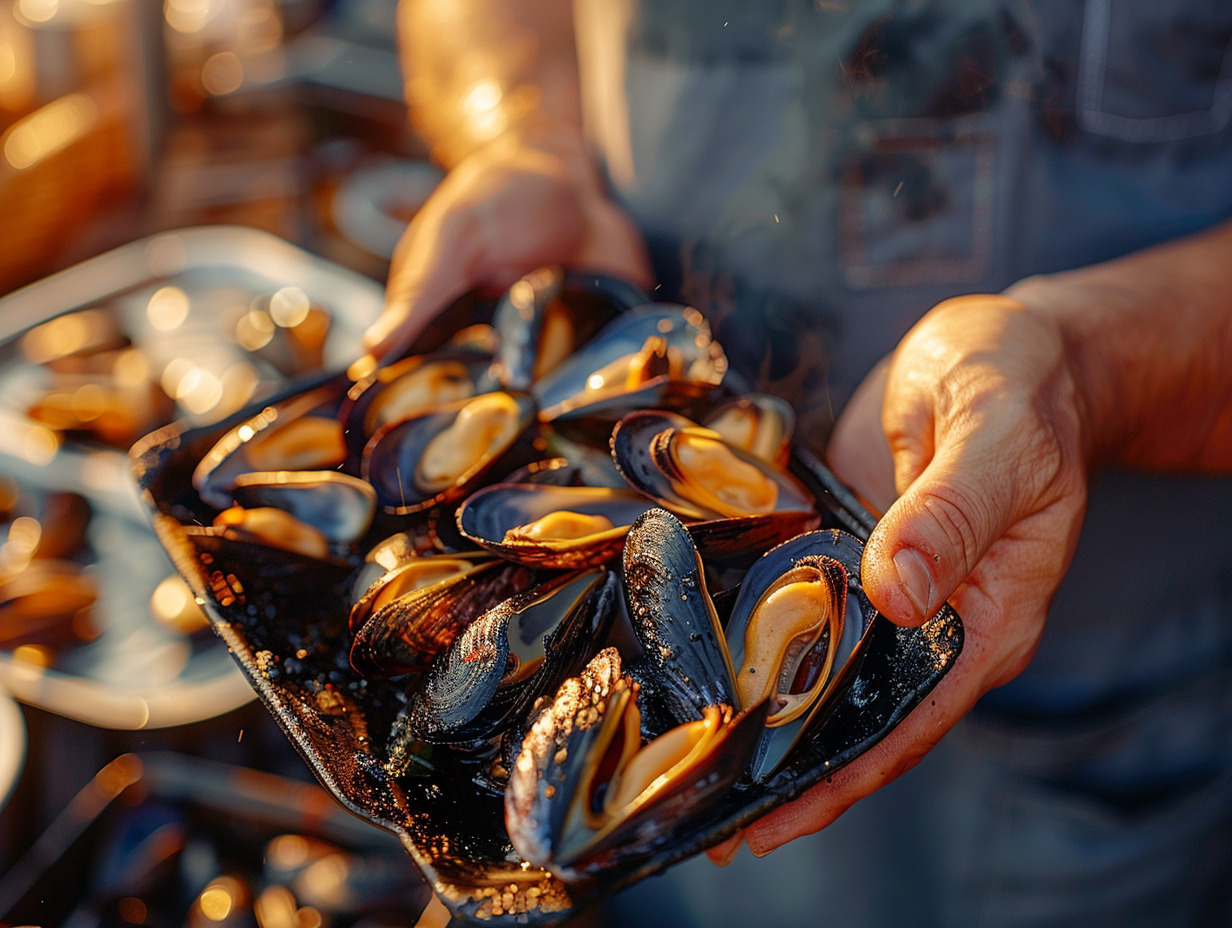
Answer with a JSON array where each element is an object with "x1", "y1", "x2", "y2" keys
[
  {"x1": 621, "y1": 508, "x2": 738, "y2": 720},
  {"x1": 491, "y1": 267, "x2": 650, "y2": 392},
  {"x1": 611, "y1": 409, "x2": 821, "y2": 564},
  {"x1": 724, "y1": 529, "x2": 877, "y2": 781},
  {"x1": 361, "y1": 391, "x2": 537, "y2": 515},
  {"x1": 457, "y1": 483, "x2": 658, "y2": 569},
  {"x1": 231, "y1": 470, "x2": 376, "y2": 546},
  {"x1": 339, "y1": 348, "x2": 496, "y2": 461},
  {"x1": 349, "y1": 553, "x2": 539, "y2": 677},
  {"x1": 532, "y1": 305, "x2": 727, "y2": 424},
  {"x1": 504, "y1": 647, "x2": 769, "y2": 880},
  {"x1": 191, "y1": 385, "x2": 348, "y2": 511},
  {"x1": 402, "y1": 568, "x2": 619, "y2": 748}
]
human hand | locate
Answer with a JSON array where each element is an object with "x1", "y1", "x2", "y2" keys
[
  {"x1": 709, "y1": 293, "x2": 1093, "y2": 862},
  {"x1": 362, "y1": 130, "x2": 653, "y2": 363}
]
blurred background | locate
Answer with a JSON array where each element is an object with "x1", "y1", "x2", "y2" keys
[{"x1": 0, "y1": 1, "x2": 451, "y2": 924}]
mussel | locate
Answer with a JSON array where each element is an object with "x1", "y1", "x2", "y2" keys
[
  {"x1": 624, "y1": 509, "x2": 875, "y2": 781},
  {"x1": 403, "y1": 568, "x2": 619, "y2": 747},
  {"x1": 611, "y1": 409, "x2": 820, "y2": 565},
  {"x1": 532, "y1": 306, "x2": 727, "y2": 424},
  {"x1": 724, "y1": 529, "x2": 877, "y2": 781},
  {"x1": 231, "y1": 471, "x2": 376, "y2": 546},
  {"x1": 339, "y1": 346, "x2": 495, "y2": 459},
  {"x1": 348, "y1": 552, "x2": 538, "y2": 676},
  {"x1": 491, "y1": 268, "x2": 648, "y2": 392},
  {"x1": 457, "y1": 484, "x2": 657, "y2": 569},
  {"x1": 192, "y1": 385, "x2": 347, "y2": 510},
  {"x1": 504, "y1": 647, "x2": 767, "y2": 879},
  {"x1": 700, "y1": 392, "x2": 795, "y2": 467},
  {"x1": 361, "y1": 391, "x2": 536, "y2": 515}
]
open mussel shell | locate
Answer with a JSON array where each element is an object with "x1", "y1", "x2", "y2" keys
[
  {"x1": 348, "y1": 553, "x2": 539, "y2": 676},
  {"x1": 611, "y1": 409, "x2": 815, "y2": 522},
  {"x1": 505, "y1": 647, "x2": 768, "y2": 879},
  {"x1": 532, "y1": 305, "x2": 727, "y2": 423},
  {"x1": 622, "y1": 508, "x2": 737, "y2": 720},
  {"x1": 493, "y1": 268, "x2": 651, "y2": 393},
  {"x1": 361, "y1": 391, "x2": 537, "y2": 515},
  {"x1": 725, "y1": 529, "x2": 878, "y2": 781},
  {"x1": 231, "y1": 470, "x2": 376, "y2": 546},
  {"x1": 700, "y1": 392, "x2": 795, "y2": 467},
  {"x1": 457, "y1": 484, "x2": 658, "y2": 569},
  {"x1": 348, "y1": 531, "x2": 437, "y2": 615},
  {"x1": 339, "y1": 347, "x2": 496, "y2": 460},
  {"x1": 405, "y1": 568, "x2": 618, "y2": 747},
  {"x1": 191, "y1": 384, "x2": 348, "y2": 511}
]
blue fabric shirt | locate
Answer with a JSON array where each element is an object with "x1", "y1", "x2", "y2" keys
[{"x1": 574, "y1": 0, "x2": 1232, "y2": 797}]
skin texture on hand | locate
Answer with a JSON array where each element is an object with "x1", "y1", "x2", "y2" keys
[
  {"x1": 709, "y1": 294, "x2": 1092, "y2": 861},
  {"x1": 364, "y1": 131, "x2": 653, "y2": 362}
]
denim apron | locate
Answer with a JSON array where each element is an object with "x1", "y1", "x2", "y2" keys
[{"x1": 573, "y1": 1, "x2": 1232, "y2": 924}]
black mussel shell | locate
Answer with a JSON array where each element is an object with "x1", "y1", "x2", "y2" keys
[
  {"x1": 232, "y1": 470, "x2": 376, "y2": 545},
  {"x1": 404, "y1": 568, "x2": 618, "y2": 747},
  {"x1": 493, "y1": 268, "x2": 652, "y2": 393},
  {"x1": 192, "y1": 384, "x2": 348, "y2": 511},
  {"x1": 621, "y1": 509, "x2": 737, "y2": 721},
  {"x1": 700, "y1": 392, "x2": 795, "y2": 467},
  {"x1": 725, "y1": 529, "x2": 877, "y2": 781},
  {"x1": 611, "y1": 409, "x2": 814, "y2": 522},
  {"x1": 457, "y1": 484, "x2": 657, "y2": 569},
  {"x1": 505, "y1": 647, "x2": 768, "y2": 880},
  {"x1": 361, "y1": 391, "x2": 537, "y2": 515},
  {"x1": 349, "y1": 556, "x2": 539, "y2": 676},
  {"x1": 532, "y1": 305, "x2": 727, "y2": 423},
  {"x1": 339, "y1": 347, "x2": 496, "y2": 461}
]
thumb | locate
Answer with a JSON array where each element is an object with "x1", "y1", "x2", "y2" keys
[{"x1": 860, "y1": 441, "x2": 1014, "y2": 627}]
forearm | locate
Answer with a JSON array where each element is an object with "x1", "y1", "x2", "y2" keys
[
  {"x1": 398, "y1": 0, "x2": 581, "y2": 167},
  {"x1": 1007, "y1": 219, "x2": 1232, "y2": 472}
]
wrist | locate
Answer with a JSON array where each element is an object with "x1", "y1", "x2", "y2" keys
[{"x1": 1002, "y1": 271, "x2": 1149, "y2": 472}]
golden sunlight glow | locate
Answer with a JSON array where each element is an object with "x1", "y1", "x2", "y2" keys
[
  {"x1": 269, "y1": 287, "x2": 310, "y2": 327},
  {"x1": 111, "y1": 348, "x2": 150, "y2": 388},
  {"x1": 22, "y1": 426, "x2": 59, "y2": 465},
  {"x1": 175, "y1": 366, "x2": 224, "y2": 416},
  {"x1": 164, "y1": 0, "x2": 212, "y2": 34},
  {"x1": 147, "y1": 285, "x2": 191, "y2": 331},
  {"x1": 21, "y1": 313, "x2": 91, "y2": 363},
  {"x1": 0, "y1": 43, "x2": 15, "y2": 85},
  {"x1": 1, "y1": 515, "x2": 41, "y2": 568},
  {"x1": 16, "y1": 0, "x2": 58, "y2": 24},
  {"x1": 12, "y1": 644, "x2": 52, "y2": 668},
  {"x1": 197, "y1": 877, "x2": 243, "y2": 921},
  {"x1": 462, "y1": 78, "x2": 507, "y2": 142},
  {"x1": 3, "y1": 92, "x2": 98, "y2": 170},
  {"x1": 235, "y1": 308, "x2": 275, "y2": 350},
  {"x1": 161, "y1": 357, "x2": 196, "y2": 398},
  {"x1": 201, "y1": 51, "x2": 244, "y2": 96}
]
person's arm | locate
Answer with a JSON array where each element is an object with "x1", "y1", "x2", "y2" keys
[
  {"x1": 727, "y1": 219, "x2": 1232, "y2": 859},
  {"x1": 400, "y1": 0, "x2": 582, "y2": 167},
  {"x1": 363, "y1": 0, "x2": 651, "y2": 363}
]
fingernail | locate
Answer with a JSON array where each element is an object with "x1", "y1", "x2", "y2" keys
[
  {"x1": 709, "y1": 836, "x2": 742, "y2": 866},
  {"x1": 748, "y1": 839, "x2": 774, "y2": 859},
  {"x1": 892, "y1": 548, "x2": 932, "y2": 621}
]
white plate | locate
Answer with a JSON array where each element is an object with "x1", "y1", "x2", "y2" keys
[{"x1": 0, "y1": 226, "x2": 384, "y2": 729}]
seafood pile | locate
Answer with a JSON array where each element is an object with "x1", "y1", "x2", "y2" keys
[{"x1": 133, "y1": 267, "x2": 962, "y2": 924}]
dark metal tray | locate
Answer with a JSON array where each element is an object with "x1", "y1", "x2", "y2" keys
[{"x1": 129, "y1": 293, "x2": 963, "y2": 924}]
